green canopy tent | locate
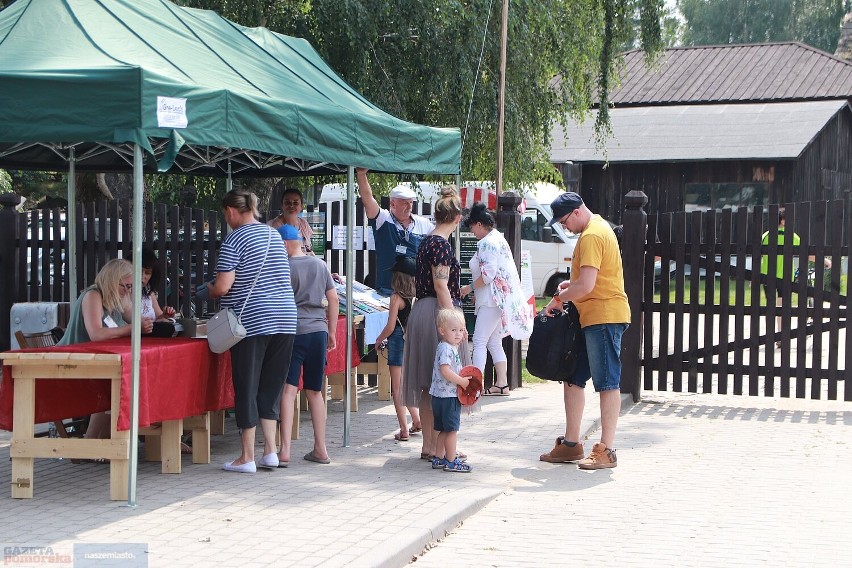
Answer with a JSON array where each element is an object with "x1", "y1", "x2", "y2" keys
[{"x1": 0, "y1": 0, "x2": 461, "y2": 505}]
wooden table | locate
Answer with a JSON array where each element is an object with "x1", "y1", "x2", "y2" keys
[{"x1": 0, "y1": 338, "x2": 233, "y2": 500}]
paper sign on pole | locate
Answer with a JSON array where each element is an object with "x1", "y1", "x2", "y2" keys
[
  {"x1": 520, "y1": 250, "x2": 535, "y2": 313},
  {"x1": 365, "y1": 227, "x2": 375, "y2": 251},
  {"x1": 331, "y1": 225, "x2": 364, "y2": 250}
]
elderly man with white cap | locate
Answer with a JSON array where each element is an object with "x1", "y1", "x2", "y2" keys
[{"x1": 356, "y1": 168, "x2": 435, "y2": 296}]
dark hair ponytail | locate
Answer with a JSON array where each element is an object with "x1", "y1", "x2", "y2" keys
[{"x1": 464, "y1": 202, "x2": 495, "y2": 229}]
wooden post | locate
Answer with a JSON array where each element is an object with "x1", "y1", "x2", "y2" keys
[
  {"x1": 496, "y1": 193, "x2": 523, "y2": 388},
  {"x1": 0, "y1": 193, "x2": 23, "y2": 352},
  {"x1": 621, "y1": 190, "x2": 648, "y2": 402}
]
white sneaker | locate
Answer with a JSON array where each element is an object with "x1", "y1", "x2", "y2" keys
[
  {"x1": 257, "y1": 453, "x2": 279, "y2": 469},
  {"x1": 222, "y1": 460, "x2": 256, "y2": 473}
]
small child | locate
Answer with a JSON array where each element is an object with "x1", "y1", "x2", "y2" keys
[
  {"x1": 429, "y1": 308, "x2": 473, "y2": 473},
  {"x1": 374, "y1": 256, "x2": 422, "y2": 441},
  {"x1": 126, "y1": 247, "x2": 176, "y2": 322}
]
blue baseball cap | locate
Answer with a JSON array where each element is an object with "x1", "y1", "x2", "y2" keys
[
  {"x1": 278, "y1": 224, "x2": 301, "y2": 241},
  {"x1": 547, "y1": 192, "x2": 584, "y2": 226}
]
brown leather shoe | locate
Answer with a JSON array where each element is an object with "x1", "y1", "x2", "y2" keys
[
  {"x1": 578, "y1": 442, "x2": 617, "y2": 470},
  {"x1": 539, "y1": 437, "x2": 584, "y2": 463}
]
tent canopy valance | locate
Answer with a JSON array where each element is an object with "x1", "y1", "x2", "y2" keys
[{"x1": 0, "y1": 0, "x2": 461, "y2": 177}]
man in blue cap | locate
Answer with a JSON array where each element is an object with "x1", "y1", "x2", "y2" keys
[
  {"x1": 356, "y1": 168, "x2": 434, "y2": 296},
  {"x1": 539, "y1": 192, "x2": 629, "y2": 469}
]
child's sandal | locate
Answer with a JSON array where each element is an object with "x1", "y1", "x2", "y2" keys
[{"x1": 443, "y1": 458, "x2": 471, "y2": 473}]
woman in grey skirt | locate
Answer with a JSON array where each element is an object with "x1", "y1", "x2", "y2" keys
[{"x1": 403, "y1": 185, "x2": 470, "y2": 460}]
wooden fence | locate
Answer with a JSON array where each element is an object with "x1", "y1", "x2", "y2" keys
[
  {"x1": 0, "y1": 194, "x2": 433, "y2": 350},
  {"x1": 622, "y1": 197, "x2": 852, "y2": 402}
]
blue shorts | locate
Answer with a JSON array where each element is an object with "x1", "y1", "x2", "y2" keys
[
  {"x1": 569, "y1": 323, "x2": 628, "y2": 392},
  {"x1": 431, "y1": 395, "x2": 461, "y2": 432},
  {"x1": 286, "y1": 331, "x2": 328, "y2": 391},
  {"x1": 386, "y1": 324, "x2": 405, "y2": 367}
]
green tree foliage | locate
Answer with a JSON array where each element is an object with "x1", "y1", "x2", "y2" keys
[
  {"x1": 0, "y1": 169, "x2": 11, "y2": 193},
  {"x1": 679, "y1": 0, "x2": 850, "y2": 53},
  {"x1": 178, "y1": 0, "x2": 664, "y2": 187}
]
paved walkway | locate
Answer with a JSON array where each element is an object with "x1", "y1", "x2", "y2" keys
[
  {"x1": 1, "y1": 382, "x2": 849, "y2": 567},
  {"x1": 0, "y1": 381, "x2": 603, "y2": 567},
  {"x1": 412, "y1": 390, "x2": 852, "y2": 567}
]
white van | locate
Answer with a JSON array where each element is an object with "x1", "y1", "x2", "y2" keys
[{"x1": 319, "y1": 181, "x2": 577, "y2": 297}]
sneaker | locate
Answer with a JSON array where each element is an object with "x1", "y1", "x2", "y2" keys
[
  {"x1": 257, "y1": 453, "x2": 279, "y2": 469},
  {"x1": 578, "y1": 442, "x2": 617, "y2": 470},
  {"x1": 539, "y1": 436, "x2": 584, "y2": 463}
]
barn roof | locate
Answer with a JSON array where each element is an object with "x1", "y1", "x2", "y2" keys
[
  {"x1": 550, "y1": 99, "x2": 851, "y2": 163},
  {"x1": 610, "y1": 42, "x2": 852, "y2": 106}
]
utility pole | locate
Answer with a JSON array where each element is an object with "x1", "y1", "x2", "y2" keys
[{"x1": 496, "y1": 0, "x2": 508, "y2": 196}]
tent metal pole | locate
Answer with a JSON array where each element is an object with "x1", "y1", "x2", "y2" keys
[
  {"x1": 67, "y1": 148, "x2": 78, "y2": 305},
  {"x1": 343, "y1": 166, "x2": 354, "y2": 447},
  {"x1": 126, "y1": 144, "x2": 144, "y2": 507},
  {"x1": 455, "y1": 174, "x2": 462, "y2": 256},
  {"x1": 227, "y1": 160, "x2": 233, "y2": 192}
]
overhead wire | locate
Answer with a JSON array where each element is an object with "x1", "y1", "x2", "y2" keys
[{"x1": 462, "y1": 0, "x2": 497, "y2": 155}]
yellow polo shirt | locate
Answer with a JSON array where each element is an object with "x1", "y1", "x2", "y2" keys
[{"x1": 571, "y1": 215, "x2": 630, "y2": 327}]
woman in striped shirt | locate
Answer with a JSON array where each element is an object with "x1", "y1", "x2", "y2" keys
[{"x1": 206, "y1": 189, "x2": 298, "y2": 473}]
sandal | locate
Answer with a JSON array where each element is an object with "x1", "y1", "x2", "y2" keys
[
  {"x1": 394, "y1": 433, "x2": 409, "y2": 442},
  {"x1": 484, "y1": 385, "x2": 510, "y2": 396},
  {"x1": 408, "y1": 425, "x2": 422, "y2": 435},
  {"x1": 420, "y1": 452, "x2": 434, "y2": 460},
  {"x1": 443, "y1": 458, "x2": 472, "y2": 473}
]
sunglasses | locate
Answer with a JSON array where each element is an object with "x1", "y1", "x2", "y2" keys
[{"x1": 120, "y1": 283, "x2": 133, "y2": 291}]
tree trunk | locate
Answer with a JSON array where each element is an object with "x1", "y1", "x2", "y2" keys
[{"x1": 837, "y1": 13, "x2": 852, "y2": 62}]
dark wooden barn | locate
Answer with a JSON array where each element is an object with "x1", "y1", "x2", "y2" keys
[{"x1": 550, "y1": 42, "x2": 852, "y2": 221}]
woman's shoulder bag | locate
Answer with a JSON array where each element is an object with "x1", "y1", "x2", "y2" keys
[{"x1": 207, "y1": 230, "x2": 272, "y2": 353}]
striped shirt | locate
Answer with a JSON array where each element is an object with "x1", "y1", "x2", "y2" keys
[{"x1": 217, "y1": 223, "x2": 297, "y2": 336}]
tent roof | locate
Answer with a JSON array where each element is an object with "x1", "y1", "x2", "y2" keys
[
  {"x1": 550, "y1": 99, "x2": 851, "y2": 164},
  {"x1": 0, "y1": 0, "x2": 461, "y2": 177}
]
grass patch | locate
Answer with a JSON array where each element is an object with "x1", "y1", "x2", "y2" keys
[
  {"x1": 651, "y1": 274, "x2": 847, "y2": 305},
  {"x1": 521, "y1": 361, "x2": 545, "y2": 384}
]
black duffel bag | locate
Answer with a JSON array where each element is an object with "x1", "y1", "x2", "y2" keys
[{"x1": 525, "y1": 302, "x2": 584, "y2": 382}]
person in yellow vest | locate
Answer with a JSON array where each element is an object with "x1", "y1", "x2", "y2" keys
[{"x1": 760, "y1": 207, "x2": 831, "y2": 346}]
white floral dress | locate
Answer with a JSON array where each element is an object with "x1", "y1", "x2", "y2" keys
[{"x1": 471, "y1": 230, "x2": 533, "y2": 340}]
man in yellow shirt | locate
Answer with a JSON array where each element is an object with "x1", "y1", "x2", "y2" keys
[{"x1": 539, "y1": 192, "x2": 630, "y2": 469}]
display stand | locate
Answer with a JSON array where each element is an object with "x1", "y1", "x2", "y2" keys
[{"x1": 333, "y1": 279, "x2": 392, "y2": 400}]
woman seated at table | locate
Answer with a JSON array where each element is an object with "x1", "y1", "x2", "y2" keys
[{"x1": 59, "y1": 258, "x2": 154, "y2": 440}]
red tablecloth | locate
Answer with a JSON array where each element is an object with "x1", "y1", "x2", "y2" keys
[
  {"x1": 326, "y1": 315, "x2": 362, "y2": 375},
  {"x1": 0, "y1": 337, "x2": 233, "y2": 431}
]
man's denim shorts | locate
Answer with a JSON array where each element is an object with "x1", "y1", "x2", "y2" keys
[
  {"x1": 569, "y1": 323, "x2": 629, "y2": 392},
  {"x1": 431, "y1": 395, "x2": 461, "y2": 432},
  {"x1": 386, "y1": 325, "x2": 404, "y2": 367}
]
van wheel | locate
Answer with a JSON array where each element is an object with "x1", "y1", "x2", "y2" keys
[{"x1": 545, "y1": 274, "x2": 569, "y2": 297}]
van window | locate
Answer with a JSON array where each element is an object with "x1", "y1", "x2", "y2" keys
[{"x1": 521, "y1": 209, "x2": 561, "y2": 243}]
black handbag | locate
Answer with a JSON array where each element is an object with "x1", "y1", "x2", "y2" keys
[{"x1": 525, "y1": 302, "x2": 584, "y2": 381}]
